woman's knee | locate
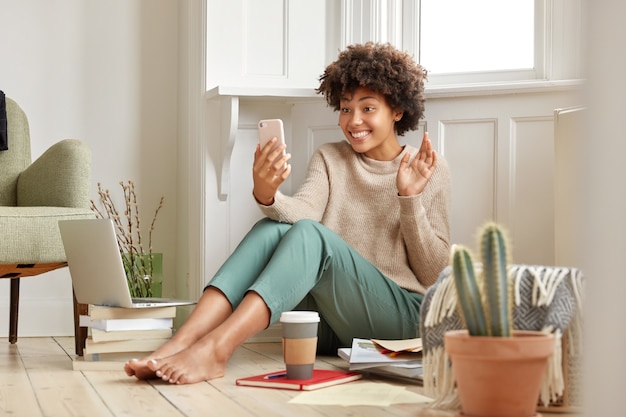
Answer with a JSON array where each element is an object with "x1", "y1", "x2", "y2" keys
[
  {"x1": 252, "y1": 217, "x2": 278, "y2": 229},
  {"x1": 250, "y1": 218, "x2": 291, "y2": 234},
  {"x1": 291, "y1": 218, "x2": 326, "y2": 234}
]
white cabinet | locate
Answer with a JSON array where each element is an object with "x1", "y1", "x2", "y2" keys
[{"x1": 206, "y1": 0, "x2": 332, "y2": 90}]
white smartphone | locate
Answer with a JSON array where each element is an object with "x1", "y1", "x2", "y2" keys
[{"x1": 258, "y1": 119, "x2": 286, "y2": 165}]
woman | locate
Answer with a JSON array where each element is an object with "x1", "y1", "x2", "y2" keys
[{"x1": 125, "y1": 42, "x2": 451, "y2": 385}]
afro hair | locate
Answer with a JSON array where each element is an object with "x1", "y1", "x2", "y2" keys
[{"x1": 316, "y1": 42, "x2": 427, "y2": 136}]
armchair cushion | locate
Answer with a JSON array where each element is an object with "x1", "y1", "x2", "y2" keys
[
  {"x1": 17, "y1": 139, "x2": 91, "y2": 208},
  {"x1": 0, "y1": 206, "x2": 93, "y2": 263}
]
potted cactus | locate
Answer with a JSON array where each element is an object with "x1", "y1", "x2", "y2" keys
[{"x1": 444, "y1": 223, "x2": 555, "y2": 417}]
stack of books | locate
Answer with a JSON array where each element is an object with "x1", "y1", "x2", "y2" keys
[{"x1": 73, "y1": 305, "x2": 176, "y2": 371}]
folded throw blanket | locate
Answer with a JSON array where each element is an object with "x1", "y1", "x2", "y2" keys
[
  {"x1": 0, "y1": 90, "x2": 7, "y2": 151},
  {"x1": 419, "y1": 264, "x2": 584, "y2": 409}
]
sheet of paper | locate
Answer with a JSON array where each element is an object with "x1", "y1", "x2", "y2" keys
[
  {"x1": 287, "y1": 381, "x2": 432, "y2": 406},
  {"x1": 349, "y1": 339, "x2": 421, "y2": 368},
  {"x1": 371, "y1": 337, "x2": 423, "y2": 353}
]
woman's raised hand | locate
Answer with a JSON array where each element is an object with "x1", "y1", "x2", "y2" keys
[{"x1": 396, "y1": 132, "x2": 437, "y2": 196}]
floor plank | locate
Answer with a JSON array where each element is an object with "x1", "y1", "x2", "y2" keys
[
  {"x1": 150, "y1": 380, "x2": 257, "y2": 417},
  {"x1": 0, "y1": 369, "x2": 44, "y2": 416},
  {"x1": 82, "y1": 372, "x2": 185, "y2": 417},
  {"x1": 0, "y1": 337, "x2": 580, "y2": 417},
  {"x1": 17, "y1": 337, "x2": 113, "y2": 417}
]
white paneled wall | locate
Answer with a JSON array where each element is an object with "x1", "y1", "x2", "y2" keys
[
  {"x1": 554, "y1": 106, "x2": 585, "y2": 267},
  {"x1": 423, "y1": 89, "x2": 580, "y2": 264},
  {"x1": 440, "y1": 118, "x2": 498, "y2": 247},
  {"x1": 509, "y1": 116, "x2": 556, "y2": 265},
  {"x1": 202, "y1": 85, "x2": 581, "y2": 294}
]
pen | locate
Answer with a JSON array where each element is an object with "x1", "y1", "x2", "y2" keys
[{"x1": 265, "y1": 372, "x2": 287, "y2": 379}]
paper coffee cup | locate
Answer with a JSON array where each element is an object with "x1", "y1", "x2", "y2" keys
[{"x1": 280, "y1": 311, "x2": 320, "y2": 380}]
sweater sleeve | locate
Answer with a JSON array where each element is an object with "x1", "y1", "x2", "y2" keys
[
  {"x1": 257, "y1": 149, "x2": 330, "y2": 223},
  {"x1": 398, "y1": 156, "x2": 452, "y2": 288}
]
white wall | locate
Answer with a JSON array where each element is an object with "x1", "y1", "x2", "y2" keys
[
  {"x1": 583, "y1": 1, "x2": 626, "y2": 415},
  {"x1": 0, "y1": 0, "x2": 179, "y2": 336}
]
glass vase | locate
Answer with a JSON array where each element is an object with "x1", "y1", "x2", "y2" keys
[{"x1": 121, "y1": 252, "x2": 163, "y2": 298}]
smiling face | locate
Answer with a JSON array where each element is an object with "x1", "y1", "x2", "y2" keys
[{"x1": 338, "y1": 86, "x2": 404, "y2": 161}]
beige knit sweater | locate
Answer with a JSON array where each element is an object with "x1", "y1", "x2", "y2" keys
[{"x1": 259, "y1": 141, "x2": 451, "y2": 294}]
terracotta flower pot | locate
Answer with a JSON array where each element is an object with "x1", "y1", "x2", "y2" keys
[{"x1": 444, "y1": 329, "x2": 555, "y2": 417}]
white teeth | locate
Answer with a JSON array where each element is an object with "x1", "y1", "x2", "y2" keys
[{"x1": 352, "y1": 131, "x2": 369, "y2": 138}]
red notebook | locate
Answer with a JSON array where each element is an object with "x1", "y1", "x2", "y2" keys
[{"x1": 236, "y1": 369, "x2": 362, "y2": 391}]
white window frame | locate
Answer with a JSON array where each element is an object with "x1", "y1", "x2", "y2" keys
[
  {"x1": 343, "y1": 0, "x2": 583, "y2": 88},
  {"x1": 417, "y1": 0, "x2": 543, "y2": 85}
]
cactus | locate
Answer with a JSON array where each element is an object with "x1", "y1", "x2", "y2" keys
[{"x1": 451, "y1": 223, "x2": 512, "y2": 337}]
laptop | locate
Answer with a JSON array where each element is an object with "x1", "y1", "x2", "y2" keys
[{"x1": 59, "y1": 218, "x2": 196, "y2": 308}]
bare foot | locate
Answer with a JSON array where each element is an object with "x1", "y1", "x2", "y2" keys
[
  {"x1": 124, "y1": 338, "x2": 190, "y2": 379},
  {"x1": 124, "y1": 357, "x2": 161, "y2": 379},
  {"x1": 147, "y1": 336, "x2": 230, "y2": 384}
]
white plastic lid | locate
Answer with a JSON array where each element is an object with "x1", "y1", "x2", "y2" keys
[{"x1": 279, "y1": 311, "x2": 320, "y2": 323}]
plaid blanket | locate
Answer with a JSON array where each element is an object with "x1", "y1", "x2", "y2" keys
[{"x1": 419, "y1": 264, "x2": 584, "y2": 409}]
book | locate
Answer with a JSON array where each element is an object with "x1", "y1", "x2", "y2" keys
[
  {"x1": 338, "y1": 347, "x2": 423, "y2": 380},
  {"x1": 236, "y1": 369, "x2": 362, "y2": 391},
  {"x1": 338, "y1": 338, "x2": 423, "y2": 381},
  {"x1": 73, "y1": 358, "x2": 126, "y2": 371},
  {"x1": 347, "y1": 338, "x2": 422, "y2": 369},
  {"x1": 79, "y1": 315, "x2": 173, "y2": 331},
  {"x1": 82, "y1": 351, "x2": 148, "y2": 362},
  {"x1": 73, "y1": 351, "x2": 148, "y2": 371},
  {"x1": 90, "y1": 327, "x2": 173, "y2": 343},
  {"x1": 88, "y1": 305, "x2": 177, "y2": 320},
  {"x1": 84, "y1": 336, "x2": 169, "y2": 354}
]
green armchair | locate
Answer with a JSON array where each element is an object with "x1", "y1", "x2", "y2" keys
[{"x1": 0, "y1": 95, "x2": 94, "y2": 351}]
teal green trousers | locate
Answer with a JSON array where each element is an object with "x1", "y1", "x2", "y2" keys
[{"x1": 206, "y1": 218, "x2": 423, "y2": 354}]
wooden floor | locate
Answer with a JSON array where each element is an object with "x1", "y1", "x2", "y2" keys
[{"x1": 1, "y1": 337, "x2": 579, "y2": 417}]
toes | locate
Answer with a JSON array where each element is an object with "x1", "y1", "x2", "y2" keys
[
  {"x1": 148, "y1": 359, "x2": 159, "y2": 370},
  {"x1": 123, "y1": 362, "x2": 135, "y2": 376},
  {"x1": 125, "y1": 358, "x2": 150, "y2": 377},
  {"x1": 153, "y1": 362, "x2": 183, "y2": 384},
  {"x1": 157, "y1": 363, "x2": 174, "y2": 382},
  {"x1": 167, "y1": 369, "x2": 183, "y2": 384}
]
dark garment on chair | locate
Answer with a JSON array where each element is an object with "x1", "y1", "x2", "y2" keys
[{"x1": 0, "y1": 91, "x2": 7, "y2": 151}]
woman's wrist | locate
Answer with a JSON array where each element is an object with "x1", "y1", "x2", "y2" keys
[{"x1": 253, "y1": 190, "x2": 275, "y2": 206}]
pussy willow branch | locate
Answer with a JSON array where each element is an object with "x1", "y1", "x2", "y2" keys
[
  {"x1": 129, "y1": 180, "x2": 144, "y2": 254},
  {"x1": 90, "y1": 181, "x2": 164, "y2": 297},
  {"x1": 149, "y1": 196, "x2": 164, "y2": 254}
]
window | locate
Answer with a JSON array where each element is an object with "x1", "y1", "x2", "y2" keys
[{"x1": 420, "y1": 0, "x2": 535, "y2": 75}]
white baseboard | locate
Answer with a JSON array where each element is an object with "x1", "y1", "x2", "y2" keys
[
  {"x1": 0, "y1": 298, "x2": 75, "y2": 337},
  {"x1": 0, "y1": 270, "x2": 75, "y2": 337}
]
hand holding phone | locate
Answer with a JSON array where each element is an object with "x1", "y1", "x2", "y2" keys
[
  {"x1": 258, "y1": 119, "x2": 286, "y2": 166},
  {"x1": 258, "y1": 118, "x2": 285, "y2": 149},
  {"x1": 254, "y1": 119, "x2": 289, "y2": 205}
]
